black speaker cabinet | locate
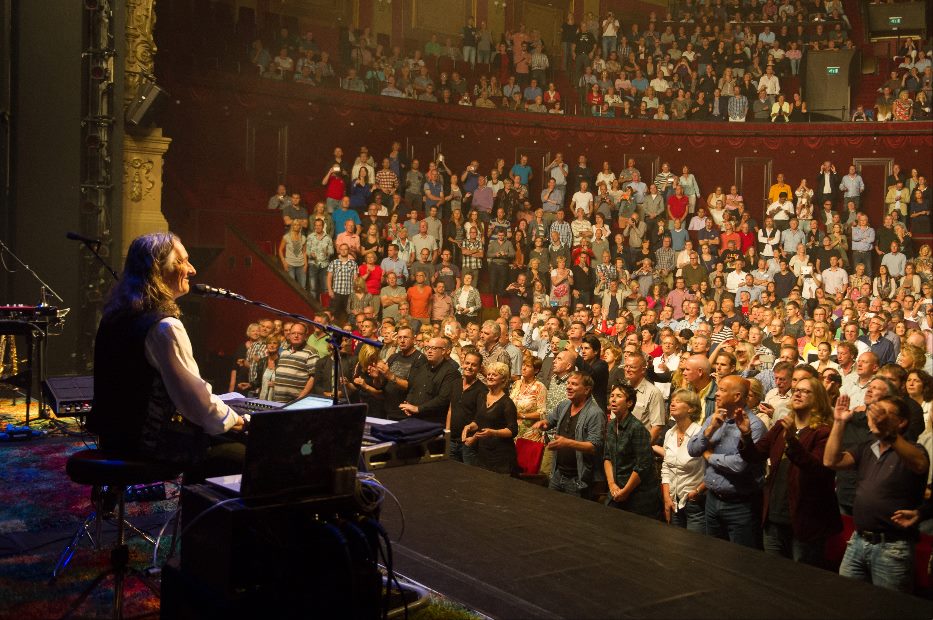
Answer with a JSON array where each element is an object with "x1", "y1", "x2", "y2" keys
[{"x1": 125, "y1": 82, "x2": 169, "y2": 128}]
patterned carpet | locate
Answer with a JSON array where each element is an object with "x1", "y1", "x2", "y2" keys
[
  {"x1": 0, "y1": 541, "x2": 161, "y2": 619},
  {"x1": 0, "y1": 400, "x2": 478, "y2": 619},
  {"x1": 0, "y1": 400, "x2": 172, "y2": 618},
  {"x1": 0, "y1": 400, "x2": 178, "y2": 535}
]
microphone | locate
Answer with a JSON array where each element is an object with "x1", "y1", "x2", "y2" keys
[
  {"x1": 191, "y1": 283, "x2": 246, "y2": 300},
  {"x1": 66, "y1": 231, "x2": 102, "y2": 244}
]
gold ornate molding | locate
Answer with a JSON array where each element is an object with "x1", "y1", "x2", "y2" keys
[
  {"x1": 125, "y1": 0, "x2": 157, "y2": 105},
  {"x1": 124, "y1": 157, "x2": 155, "y2": 202}
]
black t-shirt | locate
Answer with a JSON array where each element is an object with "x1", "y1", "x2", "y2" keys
[
  {"x1": 575, "y1": 32, "x2": 595, "y2": 55},
  {"x1": 851, "y1": 439, "x2": 927, "y2": 532},
  {"x1": 383, "y1": 349, "x2": 425, "y2": 420},
  {"x1": 556, "y1": 411, "x2": 580, "y2": 476},
  {"x1": 434, "y1": 263, "x2": 461, "y2": 293},
  {"x1": 773, "y1": 270, "x2": 797, "y2": 300},
  {"x1": 810, "y1": 247, "x2": 833, "y2": 272},
  {"x1": 561, "y1": 23, "x2": 577, "y2": 43},
  {"x1": 721, "y1": 249, "x2": 741, "y2": 266},
  {"x1": 450, "y1": 379, "x2": 487, "y2": 437}
]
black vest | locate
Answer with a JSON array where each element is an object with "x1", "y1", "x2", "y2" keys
[{"x1": 89, "y1": 311, "x2": 206, "y2": 464}]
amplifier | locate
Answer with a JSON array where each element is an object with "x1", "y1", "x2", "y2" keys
[
  {"x1": 43, "y1": 375, "x2": 94, "y2": 416},
  {"x1": 169, "y1": 483, "x2": 383, "y2": 618}
]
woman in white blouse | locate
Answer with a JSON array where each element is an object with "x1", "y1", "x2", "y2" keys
[{"x1": 661, "y1": 389, "x2": 706, "y2": 532}]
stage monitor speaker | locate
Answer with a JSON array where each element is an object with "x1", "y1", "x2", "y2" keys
[
  {"x1": 125, "y1": 82, "x2": 169, "y2": 128},
  {"x1": 43, "y1": 375, "x2": 93, "y2": 416}
]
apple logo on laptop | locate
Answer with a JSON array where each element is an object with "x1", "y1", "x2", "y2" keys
[{"x1": 300, "y1": 440, "x2": 314, "y2": 456}]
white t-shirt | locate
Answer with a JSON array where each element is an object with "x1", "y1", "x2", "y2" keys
[{"x1": 571, "y1": 191, "x2": 594, "y2": 216}]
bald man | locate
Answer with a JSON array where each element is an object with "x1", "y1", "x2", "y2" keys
[
  {"x1": 681, "y1": 354, "x2": 717, "y2": 422},
  {"x1": 688, "y1": 375, "x2": 765, "y2": 549}
]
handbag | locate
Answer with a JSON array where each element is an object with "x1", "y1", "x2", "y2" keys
[{"x1": 515, "y1": 435, "x2": 545, "y2": 475}]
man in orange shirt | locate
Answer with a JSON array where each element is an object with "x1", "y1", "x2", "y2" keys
[{"x1": 406, "y1": 271, "x2": 433, "y2": 323}]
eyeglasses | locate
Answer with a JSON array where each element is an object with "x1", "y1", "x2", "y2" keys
[{"x1": 792, "y1": 388, "x2": 813, "y2": 396}]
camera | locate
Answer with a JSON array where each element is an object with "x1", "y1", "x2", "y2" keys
[{"x1": 542, "y1": 429, "x2": 556, "y2": 444}]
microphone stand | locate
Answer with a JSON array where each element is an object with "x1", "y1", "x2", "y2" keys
[
  {"x1": 0, "y1": 239, "x2": 65, "y2": 304},
  {"x1": 77, "y1": 239, "x2": 119, "y2": 281},
  {"x1": 0, "y1": 240, "x2": 67, "y2": 427},
  {"x1": 202, "y1": 290, "x2": 382, "y2": 406}
]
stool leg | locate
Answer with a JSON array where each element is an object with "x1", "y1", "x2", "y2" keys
[
  {"x1": 166, "y1": 508, "x2": 182, "y2": 561},
  {"x1": 51, "y1": 512, "x2": 96, "y2": 580},
  {"x1": 112, "y1": 495, "x2": 128, "y2": 620}
]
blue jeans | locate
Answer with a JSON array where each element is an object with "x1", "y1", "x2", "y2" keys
[
  {"x1": 287, "y1": 265, "x2": 307, "y2": 288},
  {"x1": 325, "y1": 197, "x2": 340, "y2": 214},
  {"x1": 762, "y1": 521, "x2": 826, "y2": 567},
  {"x1": 449, "y1": 437, "x2": 464, "y2": 463},
  {"x1": 705, "y1": 493, "x2": 761, "y2": 549},
  {"x1": 839, "y1": 531, "x2": 915, "y2": 593},
  {"x1": 601, "y1": 36, "x2": 617, "y2": 60},
  {"x1": 462, "y1": 46, "x2": 476, "y2": 67},
  {"x1": 672, "y1": 498, "x2": 707, "y2": 534},
  {"x1": 549, "y1": 469, "x2": 589, "y2": 499},
  {"x1": 308, "y1": 264, "x2": 328, "y2": 297},
  {"x1": 561, "y1": 42, "x2": 573, "y2": 71}
]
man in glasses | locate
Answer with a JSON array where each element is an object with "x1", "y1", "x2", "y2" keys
[{"x1": 400, "y1": 336, "x2": 461, "y2": 425}]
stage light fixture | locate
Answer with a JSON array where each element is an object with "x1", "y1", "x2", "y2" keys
[
  {"x1": 85, "y1": 133, "x2": 102, "y2": 149},
  {"x1": 90, "y1": 64, "x2": 109, "y2": 80}
]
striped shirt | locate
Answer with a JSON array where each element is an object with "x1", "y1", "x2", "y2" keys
[{"x1": 272, "y1": 347, "x2": 320, "y2": 402}]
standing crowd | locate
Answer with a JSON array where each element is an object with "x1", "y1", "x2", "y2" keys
[{"x1": 251, "y1": 141, "x2": 933, "y2": 594}]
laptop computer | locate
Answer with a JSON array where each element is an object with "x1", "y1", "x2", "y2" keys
[{"x1": 206, "y1": 403, "x2": 367, "y2": 502}]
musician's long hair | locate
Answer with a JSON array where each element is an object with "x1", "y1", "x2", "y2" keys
[{"x1": 103, "y1": 232, "x2": 181, "y2": 319}]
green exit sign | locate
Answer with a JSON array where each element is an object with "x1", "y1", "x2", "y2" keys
[
  {"x1": 827, "y1": 66, "x2": 840, "y2": 75},
  {"x1": 889, "y1": 16, "x2": 902, "y2": 25}
]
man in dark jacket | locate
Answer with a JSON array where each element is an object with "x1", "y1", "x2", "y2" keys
[{"x1": 400, "y1": 336, "x2": 461, "y2": 425}]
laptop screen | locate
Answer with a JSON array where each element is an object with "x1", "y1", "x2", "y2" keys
[{"x1": 279, "y1": 394, "x2": 335, "y2": 411}]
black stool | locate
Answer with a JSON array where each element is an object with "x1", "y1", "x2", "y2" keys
[{"x1": 55, "y1": 449, "x2": 180, "y2": 620}]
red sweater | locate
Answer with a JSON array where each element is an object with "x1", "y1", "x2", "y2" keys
[{"x1": 740, "y1": 422, "x2": 842, "y2": 543}]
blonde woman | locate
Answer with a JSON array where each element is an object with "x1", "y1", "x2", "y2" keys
[
  {"x1": 351, "y1": 343, "x2": 385, "y2": 419},
  {"x1": 462, "y1": 362, "x2": 518, "y2": 474},
  {"x1": 734, "y1": 342, "x2": 756, "y2": 376},
  {"x1": 661, "y1": 389, "x2": 706, "y2": 532},
  {"x1": 510, "y1": 353, "x2": 547, "y2": 438}
]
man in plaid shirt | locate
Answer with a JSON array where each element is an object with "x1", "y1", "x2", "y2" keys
[
  {"x1": 327, "y1": 243, "x2": 358, "y2": 315},
  {"x1": 306, "y1": 217, "x2": 334, "y2": 298},
  {"x1": 654, "y1": 234, "x2": 676, "y2": 286},
  {"x1": 549, "y1": 209, "x2": 572, "y2": 247},
  {"x1": 375, "y1": 157, "x2": 399, "y2": 198},
  {"x1": 460, "y1": 226, "x2": 484, "y2": 287}
]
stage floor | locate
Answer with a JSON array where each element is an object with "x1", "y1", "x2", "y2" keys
[{"x1": 377, "y1": 460, "x2": 930, "y2": 620}]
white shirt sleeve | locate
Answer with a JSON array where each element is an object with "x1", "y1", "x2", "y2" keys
[{"x1": 144, "y1": 317, "x2": 239, "y2": 435}]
